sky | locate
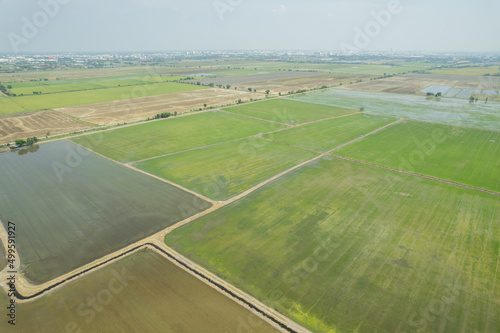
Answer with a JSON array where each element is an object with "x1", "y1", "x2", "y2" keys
[{"x1": 0, "y1": 0, "x2": 499, "y2": 54}]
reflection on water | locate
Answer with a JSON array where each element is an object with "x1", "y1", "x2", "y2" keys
[{"x1": 7, "y1": 144, "x2": 41, "y2": 156}]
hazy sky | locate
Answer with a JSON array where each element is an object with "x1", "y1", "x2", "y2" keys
[{"x1": 0, "y1": 0, "x2": 498, "y2": 53}]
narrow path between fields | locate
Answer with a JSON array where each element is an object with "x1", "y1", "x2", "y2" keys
[
  {"x1": 330, "y1": 155, "x2": 500, "y2": 197},
  {"x1": 3, "y1": 100, "x2": 499, "y2": 333}
]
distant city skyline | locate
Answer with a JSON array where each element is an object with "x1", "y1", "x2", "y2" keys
[{"x1": 1, "y1": 0, "x2": 499, "y2": 54}]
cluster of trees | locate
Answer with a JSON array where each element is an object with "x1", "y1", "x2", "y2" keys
[
  {"x1": 153, "y1": 111, "x2": 177, "y2": 119},
  {"x1": 0, "y1": 83, "x2": 12, "y2": 96},
  {"x1": 287, "y1": 89, "x2": 307, "y2": 95},
  {"x1": 426, "y1": 92, "x2": 442, "y2": 97},
  {"x1": 13, "y1": 137, "x2": 38, "y2": 147},
  {"x1": 469, "y1": 96, "x2": 479, "y2": 103}
]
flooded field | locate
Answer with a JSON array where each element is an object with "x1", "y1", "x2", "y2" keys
[
  {"x1": 288, "y1": 89, "x2": 500, "y2": 131},
  {"x1": 0, "y1": 141, "x2": 211, "y2": 284}
]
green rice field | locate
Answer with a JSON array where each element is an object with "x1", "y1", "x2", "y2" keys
[
  {"x1": 135, "y1": 138, "x2": 318, "y2": 200},
  {"x1": 336, "y1": 120, "x2": 500, "y2": 192},
  {"x1": 73, "y1": 111, "x2": 287, "y2": 162},
  {"x1": 0, "y1": 249, "x2": 278, "y2": 332},
  {"x1": 166, "y1": 157, "x2": 500, "y2": 333},
  {"x1": 263, "y1": 113, "x2": 396, "y2": 152},
  {"x1": 0, "y1": 141, "x2": 211, "y2": 284},
  {"x1": 8, "y1": 75, "x2": 187, "y2": 95},
  {"x1": 0, "y1": 82, "x2": 205, "y2": 115},
  {"x1": 223, "y1": 99, "x2": 357, "y2": 124}
]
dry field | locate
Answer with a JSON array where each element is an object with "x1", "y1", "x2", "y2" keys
[
  {"x1": 340, "y1": 74, "x2": 500, "y2": 95},
  {"x1": 58, "y1": 88, "x2": 261, "y2": 125},
  {"x1": 236, "y1": 74, "x2": 371, "y2": 95},
  {"x1": 0, "y1": 110, "x2": 94, "y2": 143}
]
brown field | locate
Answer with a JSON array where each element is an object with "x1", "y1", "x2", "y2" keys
[
  {"x1": 340, "y1": 73, "x2": 500, "y2": 95},
  {"x1": 0, "y1": 110, "x2": 95, "y2": 144},
  {"x1": 0, "y1": 249, "x2": 279, "y2": 333},
  {"x1": 58, "y1": 88, "x2": 261, "y2": 125},
  {"x1": 235, "y1": 74, "x2": 371, "y2": 95}
]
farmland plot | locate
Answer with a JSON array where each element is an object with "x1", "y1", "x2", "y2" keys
[
  {"x1": 289, "y1": 89, "x2": 500, "y2": 130},
  {"x1": 73, "y1": 111, "x2": 287, "y2": 162},
  {"x1": 59, "y1": 88, "x2": 262, "y2": 125},
  {"x1": 336, "y1": 121, "x2": 500, "y2": 192},
  {"x1": 8, "y1": 75, "x2": 187, "y2": 95},
  {"x1": 420, "y1": 85, "x2": 452, "y2": 95},
  {"x1": 263, "y1": 113, "x2": 396, "y2": 152},
  {"x1": 0, "y1": 141, "x2": 211, "y2": 284},
  {"x1": 223, "y1": 99, "x2": 356, "y2": 124},
  {"x1": 0, "y1": 249, "x2": 278, "y2": 332},
  {"x1": 0, "y1": 110, "x2": 95, "y2": 144},
  {"x1": 135, "y1": 138, "x2": 318, "y2": 201},
  {"x1": 167, "y1": 157, "x2": 500, "y2": 333},
  {"x1": 0, "y1": 82, "x2": 205, "y2": 115}
]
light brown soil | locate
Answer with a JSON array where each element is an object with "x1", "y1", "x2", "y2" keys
[
  {"x1": 58, "y1": 88, "x2": 262, "y2": 125},
  {"x1": 340, "y1": 74, "x2": 500, "y2": 95},
  {"x1": 236, "y1": 74, "x2": 371, "y2": 95},
  {"x1": 0, "y1": 110, "x2": 94, "y2": 144}
]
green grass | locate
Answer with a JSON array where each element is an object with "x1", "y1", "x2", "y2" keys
[
  {"x1": 263, "y1": 113, "x2": 396, "y2": 152},
  {"x1": 166, "y1": 157, "x2": 500, "y2": 333},
  {"x1": 289, "y1": 89, "x2": 500, "y2": 131},
  {"x1": 335, "y1": 120, "x2": 500, "y2": 192},
  {"x1": 0, "y1": 249, "x2": 278, "y2": 333},
  {"x1": 0, "y1": 82, "x2": 205, "y2": 115},
  {"x1": 8, "y1": 75, "x2": 187, "y2": 95},
  {"x1": 135, "y1": 138, "x2": 318, "y2": 200},
  {"x1": 73, "y1": 111, "x2": 287, "y2": 162},
  {"x1": 431, "y1": 66, "x2": 500, "y2": 76},
  {"x1": 223, "y1": 99, "x2": 357, "y2": 124},
  {"x1": 0, "y1": 141, "x2": 211, "y2": 284},
  {"x1": 0, "y1": 97, "x2": 27, "y2": 114}
]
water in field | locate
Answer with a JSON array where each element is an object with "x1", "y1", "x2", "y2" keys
[
  {"x1": 287, "y1": 89, "x2": 500, "y2": 130},
  {"x1": 0, "y1": 140, "x2": 210, "y2": 284}
]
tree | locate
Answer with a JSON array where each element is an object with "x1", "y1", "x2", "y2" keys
[
  {"x1": 7, "y1": 85, "x2": 12, "y2": 89},
  {"x1": 435, "y1": 92, "x2": 442, "y2": 97},
  {"x1": 204, "y1": 103, "x2": 207, "y2": 108},
  {"x1": 469, "y1": 96, "x2": 475, "y2": 103},
  {"x1": 360, "y1": 107, "x2": 365, "y2": 112},
  {"x1": 226, "y1": 84, "x2": 231, "y2": 89},
  {"x1": 15, "y1": 139, "x2": 27, "y2": 147},
  {"x1": 265, "y1": 89, "x2": 270, "y2": 95},
  {"x1": 46, "y1": 131, "x2": 50, "y2": 138},
  {"x1": 248, "y1": 87, "x2": 252, "y2": 92},
  {"x1": 253, "y1": 89, "x2": 256, "y2": 93},
  {"x1": 208, "y1": 83, "x2": 214, "y2": 87},
  {"x1": 426, "y1": 92, "x2": 434, "y2": 96}
]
